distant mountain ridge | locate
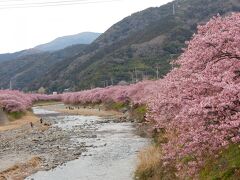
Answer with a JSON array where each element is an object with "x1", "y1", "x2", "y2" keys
[
  {"x1": 34, "y1": 0, "x2": 239, "y2": 92},
  {"x1": 0, "y1": 32, "x2": 101, "y2": 63},
  {"x1": 34, "y1": 32, "x2": 101, "y2": 52}
]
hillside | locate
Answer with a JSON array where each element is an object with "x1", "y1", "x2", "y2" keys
[
  {"x1": 0, "y1": 44, "x2": 88, "y2": 90},
  {"x1": 32, "y1": 0, "x2": 240, "y2": 92},
  {"x1": 0, "y1": 49, "x2": 43, "y2": 63},
  {"x1": 0, "y1": 0, "x2": 240, "y2": 92},
  {"x1": 34, "y1": 32, "x2": 101, "y2": 52}
]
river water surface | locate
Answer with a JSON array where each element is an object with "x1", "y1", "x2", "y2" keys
[{"x1": 26, "y1": 107, "x2": 149, "y2": 180}]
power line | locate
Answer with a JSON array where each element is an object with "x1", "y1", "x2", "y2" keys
[
  {"x1": 0, "y1": 0, "x2": 122, "y2": 7},
  {"x1": 0, "y1": 0, "x2": 123, "y2": 9},
  {"x1": 0, "y1": 0, "x2": 113, "y2": 3},
  {"x1": 0, "y1": 0, "x2": 101, "y2": 6},
  {"x1": 0, "y1": 0, "x2": 37, "y2": 2}
]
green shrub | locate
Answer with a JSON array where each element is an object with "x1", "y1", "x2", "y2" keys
[
  {"x1": 112, "y1": 102, "x2": 127, "y2": 110},
  {"x1": 131, "y1": 105, "x2": 147, "y2": 122},
  {"x1": 7, "y1": 111, "x2": 25, "y2": 120},
  {"x1": 104, "y1": 101, "x2": 129, "y2": 111}
]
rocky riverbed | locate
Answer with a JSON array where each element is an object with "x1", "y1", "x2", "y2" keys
[{"x1": 0, "y1": 107, "x2": 149, "y2": 180}]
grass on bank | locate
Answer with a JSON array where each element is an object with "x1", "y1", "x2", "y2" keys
[
  {"x1": 7, "y1": 111, "x2": 26, "y2": 121},
  {"x1": 134, "y1": 119, "x2": 240, "y2": 180},
  {"x1": 108, "y1": 102, "x2": 148, "y2": 122},
  {"x1": 135, "y1": 139, "x2": 240, "y2": 180},
  {"x1": 33, "y1": 100, "x2": 61, "y2": 107},
  {"x1": 104, "y1": 101, "x2": 129, "y2": 111},
  {"x1": 200, "y1": 144, "x2": 240, "y2": 180},
  {"x1": 135, "y1": 145, "x2": 177, "y2": 180},
  {"x1": 131, "y1": 105, "x2": 147, "y2": 123}
]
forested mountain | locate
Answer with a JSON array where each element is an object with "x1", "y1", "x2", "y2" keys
[
  {"x1": 0, "y1": 0, "x2": 240, "y2": 92},
  {"x1": 0, "y1": 44, "x2": 87, "y2": 90},
  {"x1": 0, "y1": 49, "x2": 42, "y2": 63},
  {"x1": 0, "y1": 32, "x2": 100, "y2": 90}
]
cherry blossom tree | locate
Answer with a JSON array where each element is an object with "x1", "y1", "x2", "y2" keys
[
  {"x1": 148, "y1": 13, "x2": 240, "y2": 177},
  {"x1": 0, "y1": 90, "x2": 61, "y2": 112},
  {"x1": 0, "y1": 90, "x2": 32, "y2": 112}
]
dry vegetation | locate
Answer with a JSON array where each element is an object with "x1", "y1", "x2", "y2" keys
[
  {"x1": 135, "y1": 145, "x2": 176, "y2": 180},
  {"x1": 0, "y1": 157, "x2": 42, "y2": 180},
  {"x1": 0, "y1": 111, "x2": 39, "y2": 132}
]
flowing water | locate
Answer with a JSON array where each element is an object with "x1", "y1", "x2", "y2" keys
[{"x1": 26, "y1": 107, "x2": 149, "y2": 180}]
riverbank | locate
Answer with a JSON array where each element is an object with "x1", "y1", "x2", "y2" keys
[
  {"x1": 0, "y1": 105, "x2": 149, "y2": 180},
  {"x1": 0, "y1": 111, "x2": 39, "y2": 132},
  {"x1": 0, "y1": 108, "x2": 87, "y2": 179},
  {"x1": 35, "y1": 103, "x2": 123, "y2": 117}
]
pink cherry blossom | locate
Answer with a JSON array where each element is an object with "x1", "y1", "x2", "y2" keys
[{"x1": 1, "y1": 13, "x2": 239, "y2": 178}]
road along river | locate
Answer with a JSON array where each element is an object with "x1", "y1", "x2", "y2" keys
[{"x1": 23, "y1": 106, "x2": 149, "y2": 180}]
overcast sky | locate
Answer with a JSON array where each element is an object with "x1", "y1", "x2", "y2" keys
[{"x1": 0, "y1": 0, "x2": 172, "y2": 53}]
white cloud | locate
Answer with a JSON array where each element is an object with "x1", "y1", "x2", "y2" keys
[{"x1": 0, "y1": 0, "x2": 172, "y2": 53}]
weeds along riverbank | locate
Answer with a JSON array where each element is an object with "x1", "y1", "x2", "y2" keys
[
  {"x1": 102, "y1": 102, "x2": 240, "y2": 180},
  {"x1": 64, "y1": 102, "x2": 240, "y2": 179}
]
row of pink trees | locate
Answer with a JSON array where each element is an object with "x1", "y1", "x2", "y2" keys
[
  {"x1": 0, "y1": 90, "x2": 33, "y2": 112},
  {"x1": 60, "y1": 13, "x2": 240, "y2": 177},
  {"x1": 61, "y1": 80, "x2": 156, "y2": 105},
  {"x1": 0, "y1": 90, "x2": 61, "y2": 112},
  {"x1": 147, "y1": 13, "x2": 240, "y2": 177}
]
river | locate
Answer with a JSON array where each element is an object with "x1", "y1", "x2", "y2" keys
[{"x1": 25, "y1": 106, "x2": 149, "y2": 180}]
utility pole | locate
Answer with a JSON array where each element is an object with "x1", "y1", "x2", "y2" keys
[
  {"x1": 156, "y1": 65, "x2": 159, "y2": 79},
  {"x1": 9, "y1": 80, "x2": 12, "y2": 90},
  {"x1": 173, "y1": 3, "x2": 175, "y2": 15},
  {"x1": 141, "y1": 71, "x2": 144, "y2": 80},
  {"x1": 134, "y1": 68, "x2": 138, "y2": 83},
  {"x1": 110, "y1": 77, "x2": 113, "y2": 86},
  {"x1": 170, "y1": 54, "x2": 175, "y2": 69},
  {"x1": 130, "y1": 71, "x2": 134, "y2": 84}
]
